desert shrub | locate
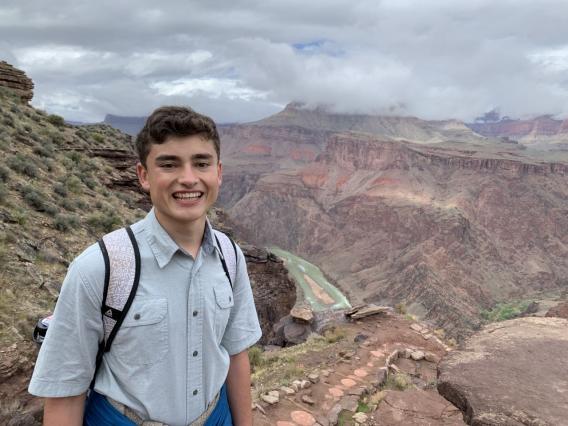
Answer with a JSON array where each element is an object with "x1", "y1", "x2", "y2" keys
[
  {"x1": 54, "y1": 214, "x2": 80, "y2": 232},
  {"x1": 395, "y1": 303, "x2": 407, "y2": 315},
  {"x1": 248, "y1": 346, "x2": 264, "y2": 371},
  {"x1": 384, "y1": 373, "x2": 413, "y2": 391},
  {"x1": 53, "y1": 182, "x2": 68, "y2": 197},
  {"x1": 22, "y1": 186, "x2": 48, "y2": 211},
  {"x1": 87, "y1": 212, "x2": 121, "y2": 233},
  {"x1": 92, "y1": 133, "x2": 105, "y2": 143},
  {"x1": 10, "y1": 104, "x2": 20, "y2": 114},
  {"x1": 50, "y1": 132, "x2": 65, "y2": 146},
  {"x1": 33, "y1": 143, "x2": 55, "y2": 158},
  {"x1": 23, "y1": 124, "x2": 32, "y2": 132},
  {"x1": 60, "y1": 198, "x2": 76, "y2": 211},
  {"x1": 0, "y1": 183, "x2": 7, "y2": 203},
  {"x1": 480, "y1": 301, "x2": 532, "y2": 323},
  {"x1": 2, "y1": 115, "x2": 14, "y2": 127},
  {"x1": 65, "y1": 176, "x2": 82, "y2": 193},
  {"x1": 13, "y1": 209, "x2": 27, "y2": 225},
  {"x1": 323, "y1": 326, "x2": 346, "y2": 343},
  {"x1": 75, "y1": 199, "x2": 87, "y2": 209},
  {"x1": 7, "y1": 154, "x2": 39, "y2": 178},
  {"x1": 0, "y1": 166, "x2": 9, "y2": 182},
  {"x1": 47, "y1": 114, "x2": 65, "y2": 127},
  {"x1": 77, "y1": 171, "x2": 97, "y2": 190},
  {"x1": 66, "y1": 151, "x2": 83, "y2": 163}
]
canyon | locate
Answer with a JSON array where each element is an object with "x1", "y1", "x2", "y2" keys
[{"x1": 218, "y1": 104, "x2": 568, "y2": 338}]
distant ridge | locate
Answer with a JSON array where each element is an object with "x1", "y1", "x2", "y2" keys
[{"x1": 103, "y1": 114, "x2": 146, "y2": 136}]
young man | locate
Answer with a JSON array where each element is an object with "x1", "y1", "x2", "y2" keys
[{"x1": 29, "y1": 106, "x2": 262, "y2": 425}]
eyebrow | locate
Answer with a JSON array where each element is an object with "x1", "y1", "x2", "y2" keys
[{"x1": 154, "y1": 153, "x2": 214, "y2": 162}]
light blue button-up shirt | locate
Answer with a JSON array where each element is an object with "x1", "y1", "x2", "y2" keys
[{"x1": 29, "y1": 209, "x2": 262, "y2": 425}]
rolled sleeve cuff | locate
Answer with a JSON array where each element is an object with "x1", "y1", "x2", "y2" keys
[
  {"x1": 223, "y1": 328, "x2": 262, "y2": 356},
  {"x1": 28, "y1": 378, "x2": 88, "y2": 398}
]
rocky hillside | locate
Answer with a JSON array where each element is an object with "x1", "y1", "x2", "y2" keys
[{"x1": 218, "y1": 110, "x2": 568, "y2": 339}]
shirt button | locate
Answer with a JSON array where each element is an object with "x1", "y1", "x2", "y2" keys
[
  {"x1": 134, "y1": 313, "x2": 140, "y2": 320},
  {"x1": 193, "y1": 389, "x2": 198, "y2": 396},
  {"x1": 192, "y1": 310, "x2": 198, "y2": 317},
  {"x1": 193, "y1": 351, "x2": 198, "y2": 357}
]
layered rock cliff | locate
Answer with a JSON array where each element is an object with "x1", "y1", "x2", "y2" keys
[{"x1": 0, "y1": 61, "x2": 34, "y2": 102}]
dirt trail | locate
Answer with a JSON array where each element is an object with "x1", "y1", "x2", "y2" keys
[{"x1": 252, "y1": 313, "x2": 465, "y2": 426}]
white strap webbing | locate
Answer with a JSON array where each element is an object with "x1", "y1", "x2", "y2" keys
[{"x1": 101, "y1": 228, "x2": 136, "y2": 343}]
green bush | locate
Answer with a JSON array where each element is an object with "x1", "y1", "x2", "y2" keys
[
  {"x1": 7, "y1": 154, "x2": 39, "y2": 178},
  {"x1": 480, "y1": 301, "x2": 532, "y2": 323},
  {"x1": 65, "y1": 176, "x2": 82, "y2": 193},
  {"x1": 92, "y1": 133, "x2": 105, "y2": 143},
  {"x1": 54, "y1": 183, "x2": 68, "y2": 197},
  {"x1": 2, "y1": 115, "x2": 14, "y2": 127},
  {"x1": 60, "y1": 198, "x2": 76, "y2": 211},
  {"x1": 0, "y1": 166, "x2": 9, "y2": 182},
  {"x1": 47, "y1": 114, "x2": 65, "y2": 127},
  {"x1": 0, "y1": 183, "x2": 7, "y2": 203},
  {"x1": 248, "y1": 346, "x2": 264, "y2": 371},
  {"x1": 54, "y1": 214, "x2": 80, "y2": 231},
  {"x1": 22, "y1": 187, "x2": 48, "y2": 211},
  {"x1": 33, "y1": 143, "x2": 55, "y2": 158},
  {"x1": 87, "y1": 212, "x2": 121, "y2": 233}
]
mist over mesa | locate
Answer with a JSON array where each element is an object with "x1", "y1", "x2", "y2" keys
[{"x1": 2, "y1": 0, "x2": 568, "y2": 123}]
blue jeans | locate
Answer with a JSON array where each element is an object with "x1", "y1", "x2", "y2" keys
[{"x1": 84, "y1": 384, "x2": 233, "y2": 425}]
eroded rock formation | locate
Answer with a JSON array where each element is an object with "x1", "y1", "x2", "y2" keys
[
  {"x1": 0, "y1": 61, "x2": 34, "y2": 102},
  {"x1": 437, "y1": 317, "x2": 568, "y2": 425}
]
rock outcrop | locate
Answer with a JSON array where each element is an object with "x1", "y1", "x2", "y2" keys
[
  {"x1": 437, "y1": 317, "x2": 568, "y2": 425},
  {"x1": 545, "y1": 301, "x2": 568, "y2": 319},
  {"x1": 0, "y1": 61, "x2": 34, "y2": 102},
  {"x1": 240, "y1": 244, "x2": 297, "y2": 345}
]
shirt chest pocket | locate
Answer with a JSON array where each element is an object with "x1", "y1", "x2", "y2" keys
[
  {"x1": 112, "y1": 298, "x2": 169, "y2": 366},
  {"x1": 213, "y1": 286, "x2": 234, "y2": 343}
]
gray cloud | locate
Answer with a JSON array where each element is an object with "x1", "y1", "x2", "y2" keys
[{"x1": 1, "y1": 0, "x2": 567, "y2": 122}]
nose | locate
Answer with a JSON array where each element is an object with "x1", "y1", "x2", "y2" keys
[{"x1": 178, "y1": 164, "x2": 198, "y2": 186}]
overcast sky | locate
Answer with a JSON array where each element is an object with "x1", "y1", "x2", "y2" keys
[{"x1": 1, "y1": 0, "x2": 567, "y2": 123}]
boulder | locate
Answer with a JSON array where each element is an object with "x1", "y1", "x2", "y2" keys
[
  {"x1": 438, "y1": 317, "x2": 568, "y2": 426},
  {"x1": 345, "y1": 304, "x2": 392, "y2": 319},
  {"x1": 291, "y1": 306, "x2": 314, "y2": 323}
]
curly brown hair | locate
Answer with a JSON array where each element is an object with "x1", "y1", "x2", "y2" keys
[{"x1": 135, "y1": 106, "x2": 220, "y2": 166}]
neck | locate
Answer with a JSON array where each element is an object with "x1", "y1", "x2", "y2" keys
[{"x1": 154, "y1": 211, "x2": 206, "y2": 258}]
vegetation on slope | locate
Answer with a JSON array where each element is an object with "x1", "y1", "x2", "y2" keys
[{"x1": 0, "y1": 86, "x2": 145, "y2": 349}]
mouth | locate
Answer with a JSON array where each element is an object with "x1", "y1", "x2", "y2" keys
[{"x1": 172, "y1": 191, "x2": 204, "y2": 200}]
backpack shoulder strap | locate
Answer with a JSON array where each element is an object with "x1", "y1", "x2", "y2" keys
[
  {"x1": 91, "y1": 226, "x2": 140, "y2": 388},
  {"x1": 213, "y1": 229, "x2": 237, "y2": 289}
]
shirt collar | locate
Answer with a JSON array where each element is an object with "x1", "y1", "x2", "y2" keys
[{"x1": 144, "y1": 209, "x2": 217, "y2": 268}]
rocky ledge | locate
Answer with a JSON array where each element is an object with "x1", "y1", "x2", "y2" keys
[
  {"x1": 437, "y1": 317, "x2": 568, "y2": 425},
  {"x1": 0, "y1": 61, "x2": 34, "y2": 102}
]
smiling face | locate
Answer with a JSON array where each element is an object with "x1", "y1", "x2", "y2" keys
[{"x1": 136, "y1": 134, "x2": 222, "y2": 235}]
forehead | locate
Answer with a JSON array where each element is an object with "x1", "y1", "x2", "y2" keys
[{"x1": 148, "y1": 135, "x2": 218, "y2": 159}]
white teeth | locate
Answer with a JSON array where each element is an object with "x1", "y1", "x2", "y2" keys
[{"x1": 173, "y1": 192, "x2": 202, "y2": 200}]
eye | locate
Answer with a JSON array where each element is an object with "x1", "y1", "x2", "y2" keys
[
  {"x1": 158, "y1": 162, "x2": 176, "y2": 169},
  {"x1": 195, "y1": 161, "x2": 210, "y2": 169}
]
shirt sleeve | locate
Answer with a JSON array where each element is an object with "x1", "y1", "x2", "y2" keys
[
  {"x1": 220, "y1": 244, "x2": 262, "y2": 355},
  {"x1": 28, "y1": 245, "x2": 105, "y2": 397}
]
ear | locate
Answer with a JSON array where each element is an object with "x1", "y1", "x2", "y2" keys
[
  {"x1": 217, "y1": 161, "x2": 223, "y2": 185},
  {"x1": 136, "y1": 162, "x2": 151, "y2": 192}
]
